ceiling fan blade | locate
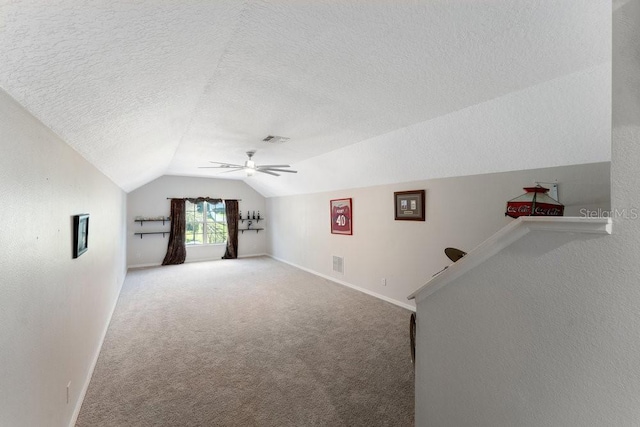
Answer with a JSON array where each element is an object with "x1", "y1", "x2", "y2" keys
[
  {"x1": 256, "y1": 169, "x2": 280, "y2": 176},
  {"x1": 208, "y1": 161, "x2": 244, "y2": 168},
  {"x1": 220, "y1": 168, "x2": 245, "y2": 174},
  {"x1": 255, "y1": 164, "x2": 290, "y2": 168},
  {"x1": 198, "y1": 166, "x2": 244, "y2": 169},
  {"x1": 261, "y1": 168, "x2": 297, "y2": 173}
]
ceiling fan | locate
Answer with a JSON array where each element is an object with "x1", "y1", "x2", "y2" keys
[{"x1": 199, "y1": 150, "x2": 298, "y2": 177}]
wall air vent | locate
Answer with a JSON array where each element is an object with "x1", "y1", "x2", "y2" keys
[
  {"x1": 332, "y1": 255, "x2": 344, "y2": 274},
  {"x1": 262, "y1": 135, "x2": 290, "y2": 144}
]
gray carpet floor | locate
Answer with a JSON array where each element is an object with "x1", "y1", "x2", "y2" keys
[{"x1": 76, "y1": 256, "x2": 414, "y2": 426}]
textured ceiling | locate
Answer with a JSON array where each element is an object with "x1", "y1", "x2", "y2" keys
[{"x1": 0, "y1": 1, "x2": 611, "y2": 195}]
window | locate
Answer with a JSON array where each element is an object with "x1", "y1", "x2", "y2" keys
[{"x1": 185, "y1": 200, "x2": 227, "y2": 245}]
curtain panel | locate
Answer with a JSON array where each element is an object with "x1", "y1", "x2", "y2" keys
[
  {"x1": 162, "y1": 198, "x2": 187, "y2": 265},
  {"x1": 222, "y1": 199, "x2": 239, "y2": 259}
]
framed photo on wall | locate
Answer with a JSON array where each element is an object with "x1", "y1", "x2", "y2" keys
[
  {"x1": 330, "y1": 198, "x2": 352, "y2": 235},
  {"x1": 394, "y1": 190, "x2": 425, "y2": 221},
  {"x1": 73, "y1": 213, "x2": 90, "y2": 258}
]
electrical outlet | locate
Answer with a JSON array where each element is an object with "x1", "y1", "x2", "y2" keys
[
  {"x1": 66, "y1": 382, "x2": 71, "y2": 404},
  {"x1": 381, "y1": 278, "x2": 387, "y2": 286}
]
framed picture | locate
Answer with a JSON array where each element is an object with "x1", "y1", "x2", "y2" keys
[
  {"x1": 330, "y1": 198, "x2": 352, "y2": 235},
  {"x1": 73, "y1": 214, "x2": 90, "y2": 258},
  {"x1": 394, "y1": 190, "x2": 425, "y2": 221}
]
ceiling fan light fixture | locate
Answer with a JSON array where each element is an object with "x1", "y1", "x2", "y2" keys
[{"x1": 200, "y1": 150, "x2": 296, "y2": 178}]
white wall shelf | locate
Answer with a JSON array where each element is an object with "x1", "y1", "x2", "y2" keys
[{"x1": 408, "y1": 216, "x2": 613, "y2": 303}]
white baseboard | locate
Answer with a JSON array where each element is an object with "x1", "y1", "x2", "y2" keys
[
  {"x1": 239, "y1": 253, "x2": 267, "y2": 259},
  {"x1": 69, "y1": 276, "x2": 125, "y2": 427},
  {"x1": 128, "y1": 262, "x2": 161, "y2": 269},
  {"x1": 128, "y1": 253, "x2": 267, "y2": 270},
  {"x1": 268, "y1": 255, "x2": 416, "y2": 312}
]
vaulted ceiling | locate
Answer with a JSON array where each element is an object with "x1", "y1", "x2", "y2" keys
[{"x1": 0, "y1": 1, "x2": 611, "y2": 197}]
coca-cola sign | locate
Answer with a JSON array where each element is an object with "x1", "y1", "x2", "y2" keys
[
  {"x1": 506, "y1": 202, "x2": 564, "y2": 217},
  {"x1": 505, "y1": 186, "x2": 564, "y2": 219}
]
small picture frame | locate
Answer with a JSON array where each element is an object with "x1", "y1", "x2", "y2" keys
[
  {"x1": 394, "y1": 190, "x2": 425, "y2": 221},
  {"x1": 73, "y1": 214, "x2": 90, "y2": 258},
  {"x1": 330, "y1": 198, "x2": 353, "y2": 235}
]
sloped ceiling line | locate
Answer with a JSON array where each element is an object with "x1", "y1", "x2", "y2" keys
[{"x1": 167, "y1": 0, "x2": 253, "y2": 168}]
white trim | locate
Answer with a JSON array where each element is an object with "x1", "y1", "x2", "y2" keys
[
  {"x1": 127, "y1": 253, "x2": 268, "y2": 269},
  {"x1": 269, "y1": 255, "x2": 416, "y2": 312},
  {"x1": 408, "y1": 216, "x2": 612, "y2": 303},
  {"x1": 128, "y1": 262, "x2": 162, "y2": 269},
  {"x1": 239, "y1": 253, "x2": 268, "y2": 259},
  {"x1": 69, "y1": 277, "x2": 125, "y2": 427}
]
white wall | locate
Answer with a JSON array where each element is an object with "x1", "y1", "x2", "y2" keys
[
  {"x1": 415, "y1": 227, "x2": 632, "y2": 426},
  {"x1": 0, "y1": 89, "x2": 127, "y2": 426},
  {"x1": 127, "y1": 175, "x2": 267, "y2": 267},
  {"x1": 266, "y1": 162, "x2": 610, "y2": 309},
  {"x1": 414, "y1": 2, "x2": 640, "y2": 425}
]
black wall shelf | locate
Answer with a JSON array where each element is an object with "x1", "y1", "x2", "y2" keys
[
  {"x1": 239, "y1": 228, "x2": 264, "y2": 234},
  {"x1": 239, "y1": 217, "x2": 263, "y2": 223},
  {"x1": 134, "y1": 216, "x2": 170, "y2": 238},
  {"x1": 134, "y1": 232, "x2": 169, "y2": 239},
  {"x1": 133, "y1": 214, "x2": 264, "y2": 236},
  {"x1": 239, "y1": 209, "x2": 264, "y2": 233},
  {"x1": 135, "y1": 218, "x2": 170, "y2": 225},
  {"x1": 240, "y1": 209, "x2": 263, "y2": 223}
]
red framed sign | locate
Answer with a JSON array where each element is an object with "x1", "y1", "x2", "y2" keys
[{"x1": 330, "y1": 198, "x2": 352, "y2": 235}]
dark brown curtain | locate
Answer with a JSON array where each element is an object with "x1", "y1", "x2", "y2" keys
[
  {"x1": 162, "y1": 199, "x2": 187, "y2": 265},
  {"x1": 222, "y1": 199, "x2": 239, "y2": 259}
]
